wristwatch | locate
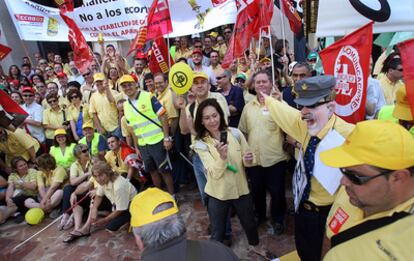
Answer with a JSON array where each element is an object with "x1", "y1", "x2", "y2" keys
[{"x1": 164, "y1": 136, "x2": 172, "y2": 142}]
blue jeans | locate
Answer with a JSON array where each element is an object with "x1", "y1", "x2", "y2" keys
[{"x1": 192, "y1": 153, "x2": 208, "y2": 205}]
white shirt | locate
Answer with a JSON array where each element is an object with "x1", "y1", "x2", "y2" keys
[
  {"x1": 366, "y1": 77, "x2": 386, "y2": 119},
  {"x1": 22, "y1": 101, "x2": 45, "y2": 142}
]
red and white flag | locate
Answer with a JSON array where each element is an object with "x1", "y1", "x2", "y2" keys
[
  {"x1": 58, "y1": 1, "x2": 93, "y2": 74},
  {"x1": 319, "y1": 22, "x2": 373, "y2": 124},
  {"x1": 0, "y1": 90, "x2": 28, "y2": 128},
  {"x1": 0, "y1": 43, "x2": 12, "y2": 61},
  {"x1": 127, "y1": 0, "x2": 173, "y2": 56},
  {"x1": 398, "y1": 38, "x2": 414, "y2": 118},
  {"x1": 148, "y1": 37, "x2": 174, "y2": 74},
  {"x1": 222, "y1": 0, "x2": 273, "y2": 68},
  {"x1": 279, "y1": 0, "x2": 303, "y2": 36}
]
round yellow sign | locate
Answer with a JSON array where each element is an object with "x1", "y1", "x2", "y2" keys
[{"x1": 168, "y1": 62, "x2": 194, "y2": 95}]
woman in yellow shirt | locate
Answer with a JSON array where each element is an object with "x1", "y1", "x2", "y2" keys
[
  {"x1": 193, "y1": 99, "x2": 259, "y2": 246},
  {"x1": 36, "y1": 154, "x2": 67, "y2": 215},
  {"x1": 67, "y1": 88, "x2": 90, "y2": 142},
  {"x1": 43, "y1": 93, "x2": 68, "y2": 148},
  {"x1": 1, "y1": 157, "x2": 40, "y2": 224},
  {"x1": 49, "y1": 129, "x2": 76, "y2": 170},
  {"x1": 59, "y1": 144, "x2": 93, "y2": 230}
]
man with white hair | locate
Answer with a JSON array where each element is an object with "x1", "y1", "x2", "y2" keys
[{"x1": 130, "y1": 187, "x2": 239, "y2": 260}]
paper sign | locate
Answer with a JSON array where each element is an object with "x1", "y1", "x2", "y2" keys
[{"x1": 313, "y1": 129, "x2": 345, "y2": 195}]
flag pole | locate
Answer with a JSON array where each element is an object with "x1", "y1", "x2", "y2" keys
[
  {"x1": 279, "y1": 1, "x2": 287, "y2": 56},
  {"x1": 268, "y1": 26, "x2": 276, "y2": 87},
  {"x1": 257, "y1": 29, "x2": 262, "y2": 63},
  {"x1": 166, "y1": 34, "x2": 171, "y2": 69}
]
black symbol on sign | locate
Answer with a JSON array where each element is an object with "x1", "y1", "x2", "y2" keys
[
  {"x1": 349, "y1": 0, "x2": 391, "y2": 22},
  {"x1": 172, "y1": 72, "x2": 188, "y2": 88}
]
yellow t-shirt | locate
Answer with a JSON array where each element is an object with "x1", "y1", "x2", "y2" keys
[
  {"x1": 193, "y1": 128, "x2": 255, "y2": 200},
  {"x1": 264, "y1": 96, "x2": 354, "y2": 206},
  {"x1": 238, "y1": 98, "x2": 289, "y2": 167},
  {"x1": 174, "y1": 48, "x2": 193, "y2": 62},
  {"x1": 70, "y1": 160, "x2": 92, "y2": 178},
  {"x1": 324, "y1": 186, "x2": 414, "y2": 260},
  {"x1": 8, "y1": 169, "x2": 40, "y2": 197},
  {"x1": 89, "y1": 90, "x2": 122, "y2": 132},
  {"x1": 95, "y1": 175, "x2": 137, "y2": 211},
  {"x1": 120, "y1": 116, "x2": 134, "y2": 138},
  {"x1": 379, "y1": 76, "x2": 405, "y2": 105},
  {"x1": 157, "y1": 88, "x2": 178, "y2": 125},
  {"x1": 37, "y1": 166, "x2": 68, "y2": 188},
  {"x1": 0, "y1": 129, "x2": 40, "y2": 166},
  {"x1": 43, "y1": 107, "x2": 65, "y2": 139},
  {"x1": 105, "y1": 150, "x2": 129, "y2": 175}
]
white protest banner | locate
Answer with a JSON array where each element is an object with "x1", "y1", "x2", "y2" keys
[
  {"x1": 4, "y1": 0, "x2": 237, "y2": 42},
  {"x1": 316, "y1": 0, "x2": 414, "y2": 37}
]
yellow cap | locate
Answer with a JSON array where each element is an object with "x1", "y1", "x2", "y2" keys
[
  {"x1": 93, "y1": 73, "x2": 105, "y2": 82},
  {"x1": 193, "y1": 71, "x2": 208, "y2": 80},
  {"x1": 129, "y1": 187, "x2": 178, "y2": 227},
  {"x1": 208, "y1": 31, "x2": 218, "y2": 38},
  {"x1": 54, "y1": 128, "x2": 67, "y2": 137},
  {"x1": 393, "y1": 86, "x2": 413, "y2": 121},
  {"x1": 119, "y1": 74, "x2": 135, "y2": 85},
  {"x1": 260, "y1": 57, "x2": 271, "y2": 63},
  {"x1": 320, "y1": 120, "x2": 414, "y2": 170},
  {"x1": 82, "y1": 122, "x2": 94, "y2": 130}
]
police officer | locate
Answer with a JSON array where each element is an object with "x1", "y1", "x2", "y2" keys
[
  {"x1": 321, "y1": 120, "x2": 414, "y2": 260},
  {"x1": 261, "y1": 73, "x2": 354, "y2": 260}
]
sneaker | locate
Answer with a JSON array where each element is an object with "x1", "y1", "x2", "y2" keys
[{"x1": 272, "y1": 222, "x2": 284, "y2": 235}]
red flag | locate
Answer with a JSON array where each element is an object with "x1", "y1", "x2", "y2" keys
[
  {"x1": 0, "y1": 90, "x2": 28, "y2": 127},
  {"x1": 279, "y1": 0, "x2": 303, "y2": 36},
  {"x1": 0, "y1": 43, "x2": 12, "y2": 61},
  {"x1": 148, "y1": 37, "x2": 174, "y2": 74},
  {"x1": 398, "y1": 38, "x2": 414, "y2": 118},
  {"x1": 127, "y1": 0, "x2": 173, "y2": 56},
  {"x1": 222, "y1": 0, "x2": 273, "y2": 68},
  {"x1": 319, "y1": 22, "x2": 373, "y2": 124}
]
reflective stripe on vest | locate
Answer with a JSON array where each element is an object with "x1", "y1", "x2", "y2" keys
[
  {"x1": 123, "y1": 91, "x2": 164, "y2": 146},
  {"x1": 79, "y1": 133, "x2": 100, "y2": 156}
]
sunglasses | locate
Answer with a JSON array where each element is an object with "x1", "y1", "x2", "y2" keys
[
  {"x1": 82, "y1": 72, "x2": 91, "y2": 77},
  {"x1": 216, "y1": 75, "x2": 227, "y2": 80},
  {"x1": 81, "y1": 149, "x2": 89, "y2": 154},
  {"x1": 340, "y1": 168, "x2": 394, "y2": 185},
  {"x1": 235, "y1": 79, "x2": 245, "y2": 83},
  {"x1": 70, "y1": 95, "x2": 79, "y2": 99},
  {"x1": 48, "y1": 99, "x2": 57, "y2": 104},
  {"x1": 395, "y1": 68, "x2": 403, "y2": 72},
  {"x1": 194, "y1": 45, "x2": 203, "y2": 48},
  {"x1": 297, "y1": 101, "x2": 329, "y2": 110},
  {"x1": 23, "y1": 94, "x2": 34, "y2": 97},
  {"x1": 224, "y1": 31, "x2": 232, "y2": 34}
]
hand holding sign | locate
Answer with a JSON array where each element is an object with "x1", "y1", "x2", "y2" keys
[{"x1": 168, "y1": 62, "x2": 194, "y2": 95}]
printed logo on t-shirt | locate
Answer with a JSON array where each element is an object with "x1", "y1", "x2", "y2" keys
[{"x1": 328, "y1": 207, "x2": 349, "y2": 234}]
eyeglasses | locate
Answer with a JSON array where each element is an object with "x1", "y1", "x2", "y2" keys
[
  {"x1": 23, "y1": 94, "x2": 34, "y2": 97},
  {"x1": 297, "y1": 101, "x2": 329, "y2": 110},
  {"x1": 216, "y1": 75, "x2": 227, "y2": 80},
  {"x1": 81, "y1": 149, "x2": 89, "y2": 154},
  {"x1": 48, "y1": 99, "x2": 57, "y2": 104},
  {"x1": 82, "y1": 72, "x2": 91, "y2": 77},
  {"x1": 70, "y1": 95, "x2": 79, "y2": 99},
  {"x1": 235, "y1": 79, "x2": 245, "y2": 83},
  {"x1": 194, "y1": 45, "x2": 203, "y2": 48},
  {"x1": 340, "y1": 168, "x2": 394, "y2": 185}
]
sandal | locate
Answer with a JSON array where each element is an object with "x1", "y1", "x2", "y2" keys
[
  {"x1": 63, "y1": 230, "x2": 91, "y2": 244},
  {"x1": 58, "y1": 214, "x2": 68, "y2": 231},
  {"x1": 62, "y1": 214, "x2": 74, "y2": 230}
]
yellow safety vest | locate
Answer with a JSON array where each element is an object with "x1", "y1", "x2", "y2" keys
[
  {"x1": 49, "y1": 143, "x2": 76, "y2": 169},
  {"x1": 79, "y1": 133, "x2": 100, "y2": 156},
  {"x1": 123, "y1": 91, "x2": 164, "y2": 146}
]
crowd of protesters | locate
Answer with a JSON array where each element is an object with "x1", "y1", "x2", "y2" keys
[{"x1": 0, "y1": 25, "x2": 413, "y2": 261}]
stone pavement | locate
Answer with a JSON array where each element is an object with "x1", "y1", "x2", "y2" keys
[{"x1": 0, "y1": 186, "x2": 295, "y2": 261}]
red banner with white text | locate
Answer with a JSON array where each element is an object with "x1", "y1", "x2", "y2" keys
[
  {"x1": 319, "y1": 22, "x2": 373, "y2": 123},
  {"x1": 398, "y1": 38, "x2": 414, "y2": 118},
  {"x1": 148, "y1": 37, "x2": 174, "y2": 74}
]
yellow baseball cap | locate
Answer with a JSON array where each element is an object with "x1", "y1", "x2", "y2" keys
[
  {"x1": 393, "y1": 86, "x2": 413, "y2": 121},
  {"x1": 193, "y1": 71, "x2": 208, "y2": 80},
  {"x1": 320, "y1": 120, "x2": 414, "y2": 170},
  {"x1": 129, "y1": 187, "x2": 178, "y2": 227},
  {"x1": 82, "y1": 122, "x2": 94, "y2": 130},
  {"x1": 54, "y1": 128, "x2": 67, "y2": 137},
  {"x1": 208, "y1": 31, "x2": 218, "y2": 38},
  {"x1": 119, "y1": 74, "x2": 135, "y2": 86},
  {"x1": 93, "y1": 73, "x2": 105, "y2": 83}
]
